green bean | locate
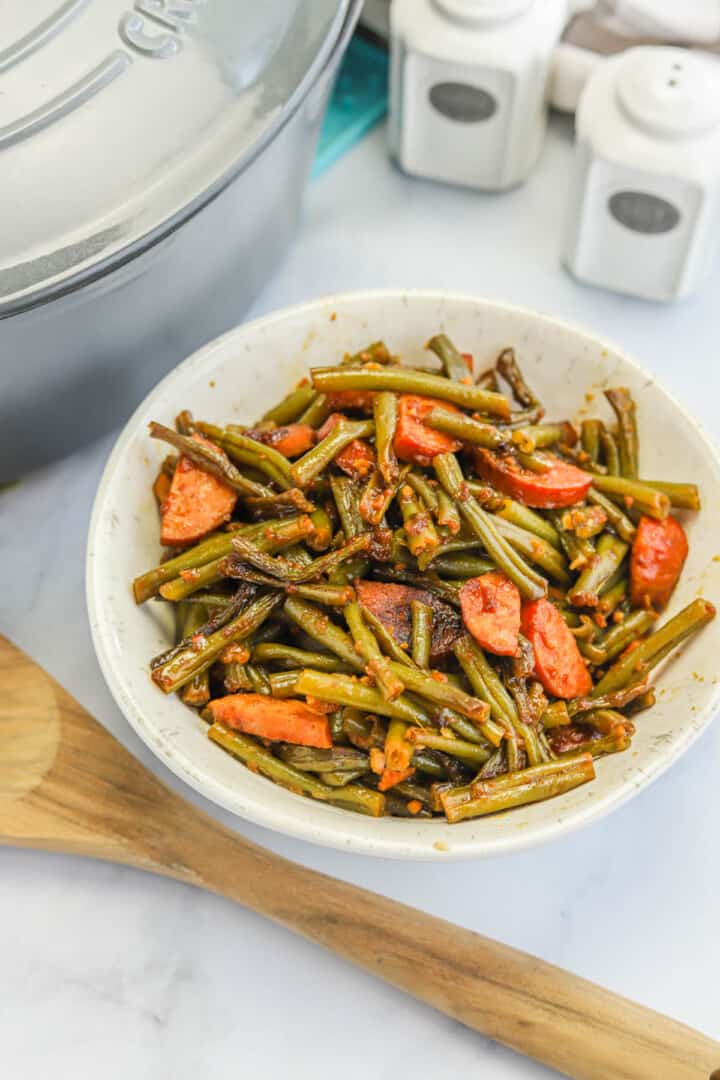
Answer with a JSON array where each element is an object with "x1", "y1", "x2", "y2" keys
[
  {"x1": 373, "y1": 392, "x2": 399, "y2": 486},
  {"x1": 181, "y1": 592, "x2": 236, "y2": 608},
  {"x1": 638, "y1": 480, "x2": 701, "y2": 512},
  {"x1": 385, "y1": 660, "x2": 501, "y2": 742},
  {"x1": 295, "y1": 670, "x2": 429, "y2": 724},
  {"x1": 426, "y1": 408, "x2": 505, "y2": 448},
  {"x1": 477, "y1": 368, "x2": 500, "y2": 392},
  {"x1": 436, "y1": 489, "x2": 462, "y2": 534},
  {"x1": 276, "y1": 745, "x2": 370, "y2": 773},
  {"x1": 410, "y1": 601, "x2": 433, "y2": 668},
  {"x1": 434, "y1": 453, "x2": 547, "y2": 600},
  {"x1": 311, "y1": 366, "x2": 511, "y2": 419},
  {"x1": 570, "y1": 533, "x2": 629, "y2": 608},
  {"x1": 382, "y1": 718, "x2": 413, "y2": 773},
  {"x1": 512, "y1": 423, "x2": 576, "y2": 452},
  {"x1": 541, "y1": 700, "x2": 570, "y2": 729},
  {"x1": 393, "y1": 778, "x2": 434, "y2": 809},
  {"x1": 198, "y1": 422, "x2": 296, "y2": 489},
  {"x1": 410, "y1": 749, "x2": 451, "y2": 780},
  {"x1": 605, "y1": 388, "x2": 638, "y2": 478},
  {"x1": 148, "y1": 422, "x2": 272, "y2": 497},
  {"x1": 299, "y1": 393, "x2": 331, "y2": 427},
  {"x1": 556, "y1": 730, "x2": 632, "y2": 759},
  {"x1": 624, "y1": 689, "x2": 656, "y2": 716},
  {"x1": 492, "y1": 516, "x2": 570, "y2": 585},
  {"x1": 153, "y1": 592, "x2": 283, "y2": 694},
  {"x1": 328, "y1": 555, "x2": 372, "y2": 586},
  {"x1": 591, "y1": 474, "x2": 669, "y2": 520},
  {"x1": 340, "y1": 342, "x2": 393, "y2": 367},
  {"x1": 406, "y1": 471, "x2": 439, "y2": 514},
  {"x1": 229, "y1": 531, "x2": 371, "y2": 584},
  {"x1": 464, "y1": 480, "x2": 506, "y2": 512},
  {"x1": 359, "y1": 604, "x2": 418, "y2": 668},
  {"x1": 159, "y1": 556, "x2": 228, "y2": 602},
  {"x1": 593, "y1": 599, "x2": 715, "y2": 696},
  {"x1": 289, "y1": 418, "x2": 374, "y2": 489},
  {"x1": 267, "y1": 670, "x2": 302, "y2": 697},
  {"x1": 431, "y1": 554, "x2": 495, "y2": 579},
  {"x1": 306, "y1": 507, "x2": 333, "y2": 551},
  {"x1": 406, "y1": 729, "x2": 492, "y2": 768},
  {"x1": 453, "y1": 636, "x2": 517, "y2": 726},
  {"x1": 161, "y1": 515, "x2": 315, "y2": 601},
  {"x1": 324, "y1": 770, "x2": 368, "y2": 787},
  {"x1": 442, "y1": 753, "x2": 594, "y2": 822},
  {"x1": 398, "y1": 483, "x2": 440, "y2": 557},
  {"x1": 596, "y1": 576, "x2": 628, "y2": 618},
  {"x1": 359, "y1": 466, "x2": 409, "y2": 527},
  {"x1": 262, "y1": 383, "x2": 317, "y2": 425},
  {"x1": 283, "y1": 597, "x2": 365, "y2": 672},
  {"x1": 569, "y1": 680, "x2": 650, "y2": 718},
  {"x1": 252, "y1": 644, "x2": 354, "y2": 673},
  {"x1": 599, "y1": 427, "x2": 620, "y2": 476},
  {"x1": 426, "y1": 333, "x2": 471, "y2": 382},
  {"x1": 244, "y1": 489, "x2": 316, "y2": 516},
  {"x1": 245, "y1": 663, "x2": 271, "y2": 695},
  {"x1": 382, "y1": 793, "x2": 432, "y2": 817},
  {"x1": 345, "y1": 602, "x2": 405, "y2": 700},
  {"x1": 288, "y1": 583, "x2": 356, "y2": 607},
  {"x1": 492, "y1": 497, "x2": 561, "y2": 549},
  {"x1": 516, "y1": 449, "x2": 553, "y2": 475},
  {"x1": 495, "y1": 348, "x2": 541, "y2": 410},
  {"x1": 549, "y1": 510, "x2": 597, "y2": 571},
  {"x1": 560, "y1": 504, "x2": 608, "y2": 540},
  {"x1": 583, "y1": 609, "x2": 657, "y2": 665},
  {"x1": 587, "y1": 488, "x2": 636, "y2": 543},
  {"x1": 581, "y1": 420, "x2": 602, "y2": 463},
  {"x1": 330, "y1": 475, "x2": 365, "y2": 540},
  {"x1": 209, "y1": 724, "x2": 385, "y2": 816},
  {"x1": 177, "y1": 602, "x2": 211, "y2": 707},
  {"x1": 423, "y1": 704, "x2": 490, "y2": 746},
  {"x1": 224, "y1": 662, "x2": 253, "y2": 692}
]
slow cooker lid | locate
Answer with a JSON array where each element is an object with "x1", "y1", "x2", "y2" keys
[{"x1": 0, "y1": 0, "x2": 352, "y2": 316}]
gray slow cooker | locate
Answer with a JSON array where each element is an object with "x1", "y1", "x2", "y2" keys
[{"x1": 0, "y1": 0, "x2": 361, "y2": 479}]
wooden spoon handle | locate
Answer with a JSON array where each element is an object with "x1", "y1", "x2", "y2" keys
[
  {"x1": 177, "y1": 814, "x2": 719, "y2": 1080},
  {"x1": 1, "y1": 633, "x2": 716, "y2": 1080}
]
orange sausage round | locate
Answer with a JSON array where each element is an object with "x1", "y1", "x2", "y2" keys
[
  {"x1": 630, "y1": 515, "x2": 688, "y2": 609},
  {"x1": 521, "y1": 598, "x2": 592, "y2": 699},
  {"x1": 460, "y1": 572, "x2": 521, "y2": 656},
  {"x1": 394, "y1": 395, "x2": 462, "y2": 467},
  {"x1": 475, "y1": 449, "x2": 592, "y2": 509}
]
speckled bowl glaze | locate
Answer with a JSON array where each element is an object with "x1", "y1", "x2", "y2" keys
[{"x1": 87, "y1": 291, "x2": 720, "y2": 859}]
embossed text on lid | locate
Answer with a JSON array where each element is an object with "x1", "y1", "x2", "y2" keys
[{"x1": 0, "y1": 0, "x2": 353, "y2": 315}]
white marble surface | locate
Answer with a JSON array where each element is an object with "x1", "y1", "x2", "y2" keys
[{"x1": 2, "y1": 115, "x2": 720, "y2": 1079}]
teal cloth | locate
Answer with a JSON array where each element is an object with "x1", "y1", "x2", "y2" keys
[{"x1": 312, "y1": 34, "x2": 389, "y2": 179}]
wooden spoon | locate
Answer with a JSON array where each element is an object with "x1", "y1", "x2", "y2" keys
[{"x1": 1, "y1": 634, "x2": 717, "y2": 1080}]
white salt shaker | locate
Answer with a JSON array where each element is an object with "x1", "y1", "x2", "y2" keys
[
  {"x1": 389, "y1": 0, "x2": 569, "y2": 191},
  {"x1": 562, "y1": 46, "x2": 720, "y2": 302}
]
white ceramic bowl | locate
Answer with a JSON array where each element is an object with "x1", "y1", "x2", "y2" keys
[{"x1": 87, "y1": 290, "x2": 720, "y2": 859}]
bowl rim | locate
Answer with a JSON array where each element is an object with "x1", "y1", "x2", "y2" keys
[{"x1": 86, "y1": 288, "x2": 720, "y2": 860}]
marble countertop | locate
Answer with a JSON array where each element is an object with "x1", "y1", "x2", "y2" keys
[{"x1": 2, "y1": 116, "x2": 719, "y2": 1079}]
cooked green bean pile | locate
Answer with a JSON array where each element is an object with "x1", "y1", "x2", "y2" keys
[{"x1": 135, "y1": 336, "x2": 714, "y2": 823}]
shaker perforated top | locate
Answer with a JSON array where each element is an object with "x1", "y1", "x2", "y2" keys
[{"x1": 0, "y1": 0, "x2": 352, "y2": 315}]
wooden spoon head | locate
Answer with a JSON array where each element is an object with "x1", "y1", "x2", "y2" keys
[
  {"x1": 0, "y1": 635, "x2": 189, "y2": 870},
  {"x1": 0, "y1": 638, "x2": 60, "y2": 802}
]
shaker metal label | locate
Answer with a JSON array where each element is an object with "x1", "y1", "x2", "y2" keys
[
  {"x1": 608, "y1": 191, "x2": 681, "y2": 235},
  {"x1": 428, "y1": 82, "x2": 498, "y2": 123}
]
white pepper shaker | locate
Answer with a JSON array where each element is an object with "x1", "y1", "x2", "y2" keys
[
  {"x1": 389, "y1": 0, "x2": 569, "y2": 192},
  {"x1": 563, "y1": 46, "x2": 720, "y2": 302}
]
